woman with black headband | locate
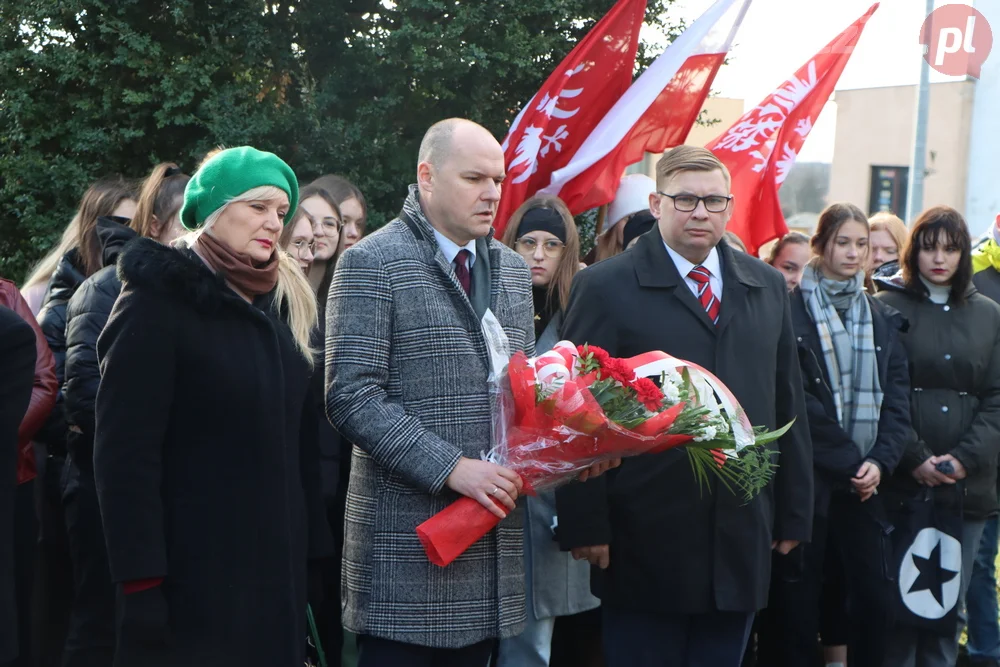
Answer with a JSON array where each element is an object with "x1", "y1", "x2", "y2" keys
[{"x1": 498, "y1": 196, "x2": 597, "y2": 667}]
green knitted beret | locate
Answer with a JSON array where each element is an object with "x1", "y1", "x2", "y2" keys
[{"x1": 180, "y1": 146, "x2": 299, "y2": 230}]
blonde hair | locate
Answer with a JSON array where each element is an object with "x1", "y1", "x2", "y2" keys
[
  {"x1": 868, "y1": 212, "x2": 908, "y2": 256},
  {"x1": 22, "y1": 217, "x2": 80, "y2": 293},
  {"x1": 186, "y1": 186, "x2": 318, "y2": 363},
  {"x1": 655, "y1": 145, "x2": 732, "y2": 191}
]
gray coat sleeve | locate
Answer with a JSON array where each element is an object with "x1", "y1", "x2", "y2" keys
[{"x1": 324, "y1": 245, "x2": 462, "y2": 494}]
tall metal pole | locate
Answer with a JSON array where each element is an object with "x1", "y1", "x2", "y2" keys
[{"x1": 907, "y1": 0, "x2": 934, "y2": 223}]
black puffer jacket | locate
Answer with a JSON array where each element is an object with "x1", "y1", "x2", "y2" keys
[
  {"x1": 63, "y1": 217, "x2": 137, "y2": 470},
  {"x1": 790, "y1": 289, "x2": 912, "y2": 516},
  {"x1": 876, "y1": 276, "x2": 1000, "y2": 520},
  {"x1": 35, "y1": 248, "x2": 88, "y2": 453}
]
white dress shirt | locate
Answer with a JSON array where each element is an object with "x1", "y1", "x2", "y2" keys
[
  {"x1": 432, "y1": 227, "x2": 477, "y2": 269},
  {"x1": 663, "y1": 241, "x2": 723, "y2": 301}
]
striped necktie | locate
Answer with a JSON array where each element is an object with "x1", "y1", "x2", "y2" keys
[{"x1": 688, "y1": 265, "x2": 720, "y2": 325}]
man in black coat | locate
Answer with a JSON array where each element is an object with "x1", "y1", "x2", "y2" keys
[
  {"x1": 555, "y1": 146, "x2": 813, "y2": 667},
  {"x1": 1, "y1": 305, "x2": 38, "y2": 665}
]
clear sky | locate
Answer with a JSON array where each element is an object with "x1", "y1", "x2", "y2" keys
[{"x1": 662, "y1": 0, "x2": 969, "y2": 161}]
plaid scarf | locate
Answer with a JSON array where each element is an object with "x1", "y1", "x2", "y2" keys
[{"x1": 800, "y1": 264, "x2": 882, "y2": 457}]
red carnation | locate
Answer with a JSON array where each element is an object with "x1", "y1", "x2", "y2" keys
[
  {"x1": 578, "y1": 344, "x2": 610, "y2": 366},
  {"x1": 634, "y1": 377, "x2": 665, "y2": 411},
  {"x1": 601, "y1": 358, "x2": 635, "y2": 386}
]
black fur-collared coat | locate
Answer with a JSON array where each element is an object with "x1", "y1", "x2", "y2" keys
[{"x1": 94, "y1": 238, "x2": 331, "y2": 666}]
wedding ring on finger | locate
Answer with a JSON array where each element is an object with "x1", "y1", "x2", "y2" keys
[{"x1": 490, "y1": 486, "x2": 499, "y2": 497}]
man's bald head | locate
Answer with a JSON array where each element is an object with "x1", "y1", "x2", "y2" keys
[
  {"x1": 415, "y1": 118, "x2": 506, "y2": 245},
  {"x1": 418, "y1": 118, "x2": 497, "y2": 169}
]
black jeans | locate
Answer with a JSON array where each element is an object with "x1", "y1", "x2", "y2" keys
[
  {"x1": 61, "y1": 457, "x2": 115, "y2": 667},
  {"x1": 758, "y1": 492, "x2": 894, "y2": 667},
  {"x1": 357, "y1": 635, "x2": 494, "y2": 667}
]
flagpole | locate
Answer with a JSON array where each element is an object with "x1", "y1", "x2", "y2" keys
[{"x1": 907, "y1": 0, "x2": 934, "y2": 224}]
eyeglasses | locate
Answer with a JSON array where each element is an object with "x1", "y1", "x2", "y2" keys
[
  {"x1": 658, "y1": 192, "x2": 732, "y2": 213},
  {"x1": 290, "y1": 239, "x2": 316, "y2": 256},
  {"x1": 515, "y1": 237, "x2": 565, "y2": 258},
  {"x1": 317, "y1": 217, "x2": 343, "y2": 230}
]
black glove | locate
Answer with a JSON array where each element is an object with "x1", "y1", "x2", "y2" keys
[{"x1": 117, "y1": 586, "x2": 171, "y2": 651}]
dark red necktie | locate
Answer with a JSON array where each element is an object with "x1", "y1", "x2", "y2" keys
[
  {"x1": 688, "y1": 265, "x2": 720, "y2": 325},
  {"x1": 454, "y1": 249, "x2": 472, "y2": 296}
]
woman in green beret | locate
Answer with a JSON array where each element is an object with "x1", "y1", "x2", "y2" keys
[{"x1": 92, "y1": 147, "x2": 332, "y2": 666}]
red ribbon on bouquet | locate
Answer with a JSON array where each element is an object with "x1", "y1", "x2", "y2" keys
[{"x1": 416, "y1": 347, "x2": 730, "y2": 567}]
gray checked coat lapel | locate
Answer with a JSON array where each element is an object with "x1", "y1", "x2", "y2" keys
[{"x1": 325, "y1": 186, "x2": 535, "y2": 649}]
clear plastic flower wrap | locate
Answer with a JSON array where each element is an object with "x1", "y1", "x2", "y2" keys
[{"x1": 416, "y1": 341, "x2": 791, "y2": 566}]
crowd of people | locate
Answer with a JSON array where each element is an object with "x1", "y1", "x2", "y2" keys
[{"x1": 1, "y1": 115, "x2": 1000, "y2": 667}]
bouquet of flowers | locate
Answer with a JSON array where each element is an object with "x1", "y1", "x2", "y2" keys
[{"x1": 416, "y1": 341, "x2": 792, "y2": 566}]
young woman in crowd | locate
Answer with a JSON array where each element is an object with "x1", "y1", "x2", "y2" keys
[
  {"x1": 308, "y1": 174, "x2": 367, "y2": 666},
  {"x1": 93, "y1": 147, "x2": 331, "y2": 666},
  {"x1": 297, "y1": 186, "x2": 341, "y2": 306},
  {"x1": 29, "y1": 177, "x2": 136, "y2": 667},
  {"x1": 497, "y1": 195, "x2": 598, "y2": 667},
  {"x1": 765, "y1": 231, "x2": 811, "y2": 291},
  {"x1": 280, "y1": 208, "x2": 317, "y2": 273},
  {"x1": 875, "y1": 206, "x2": 1000, "y2": 667},
  {"x1": 759, "y1": 202, "x2": 911, "y2": 667},
  {"x1": 311, "y1": 174, "x2": 366, "y2": 256},
  {"x1": 58, "y1": 163, "x2": 189, "y2": 666},
  {"x1": 868, "y1": 211, "x2": 908, "y2": 276}
]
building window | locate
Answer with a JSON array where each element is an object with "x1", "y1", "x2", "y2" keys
[{"x1": 869, "y1": 166, "x2": 909, "y2": 220}]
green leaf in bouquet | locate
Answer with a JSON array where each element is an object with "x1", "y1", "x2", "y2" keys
[{"x1": 750, "y1": 419, "x2": 795, "y2": 447}]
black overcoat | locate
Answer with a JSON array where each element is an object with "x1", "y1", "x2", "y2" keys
[
  {"x1": 94, "y1": 238, "x2": 332, "y2": 666},
  {"x1": 0, "y1": 305, "x2": 36, "y2": 662},
  {"x1": 555, "y1": 231, "x2": 813, "y2": 614}
]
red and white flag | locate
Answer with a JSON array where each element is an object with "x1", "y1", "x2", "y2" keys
[
  {"x1": 708, "y1": 3, "x2": 880, "y2": 255},
  {"x1": 543, "y1": 0, "x2": 752, "y2": 214},
  {"x1": 494, "y1": 0, "x2": 647, "y2": 235}
]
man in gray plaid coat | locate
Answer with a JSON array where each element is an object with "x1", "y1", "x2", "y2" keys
[{"x1": 324, "y1": 118, "x2": 537, "y2": 666}]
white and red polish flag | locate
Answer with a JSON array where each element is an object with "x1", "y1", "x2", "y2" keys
[
  {"x1": 708, "y1": 3, "x2": 879, "y2": 255},
  {"x1": 493, "y1": 0, "x2": 648, "y2": 236},
  {"x1": 540, "y1": 0, "x2": 752, "y2": 214}
]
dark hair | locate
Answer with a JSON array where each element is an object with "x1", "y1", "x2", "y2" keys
[
  {"x1": 77, "y1": 176, "x2": 138, "y2": 276},
  {"x1": 298, "y1": 185, "x2": 342, "y2": 221},
  {"x1": 310, "y1": 175, "x2": 366, "y2": 225},
  {"x1": 298, "y1": 185, "x2": 343, "y2": 313},
  {"x1": 810, "y1": 202, "x2": 869, "y2": 259},
  {"x1": 766, "y1": 231, "x2": 811, "y2": 265},
  {"x1": 902, "y1": 206, "x2": 972, "y2": 301},
  {"x1": 132, "y1": 162, "x2": 191, "y2": 240}
]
